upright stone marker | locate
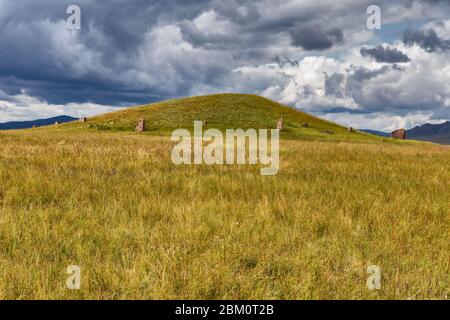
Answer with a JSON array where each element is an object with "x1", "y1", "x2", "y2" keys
[
  {"x1": 277, "y1": 117, "x2": 284, "y2": 130},
  {"x1": 391, "y1": 129, "x2": 406, "y2": 140},
  {"x1": 135, "y1": 118, "x2": 145, "y2": 132}
]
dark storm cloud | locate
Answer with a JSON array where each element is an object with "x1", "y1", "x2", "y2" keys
[
  {"x1": 344, "y1": 66, "x2": 391, "y2": 111},
  {"x1": 1, "y1": 0, "x2": 288, "y2": 107},
  {"x1": 272, "y1": 55, "x2": 299, "y2": 67},
  {"x1": 321, "y1": 65, "x2": 414, "y2": 114},
  {"x1": 0, "y1": 0, "x2": 450, "y2": 122},
  {"x1": 403, "y1": 28, "x2": 450, "y2": 52},
  {"x1": 210, "y1": 0, "x2": 261, "y2": 25},
  {"x1": 321, "y1": 107, "x2": 369, "y2": 114},
  {"x1": 360, "y1": 45, "x2": 410, "y2": 63},
  {"x1": 0, "y1": 0, "x2": 216, "y2": 105},
  {"x1": 392, "y1": 64, "x2": 406, "y2": 71},
  {"x1": 324, "y1": 72, "x2": 345, "y2": 98},
  {"x1": 290, "y1": 25, "x2": 344, "y2": 51},
  {"x1": 178, "y1": 20, "x2": 236, "y2": 49},
  {"x1": 347, "y1": 65, "x2": 391, "y2": 82}
]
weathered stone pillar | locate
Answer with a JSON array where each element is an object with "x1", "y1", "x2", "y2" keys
[
  {"x1": 277, "y1": 117, "x2": 284, "y2": 130},
  {"x1": 135, "y1": 118, "x2": 146, "y2": 132},
  {"x1": 391, "y1": 129, "x2": 406, "y2": 140}
]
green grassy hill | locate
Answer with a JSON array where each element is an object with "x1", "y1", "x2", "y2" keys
[{"x1": 48, "y1": 93, "x2": 384, "y2": 142}]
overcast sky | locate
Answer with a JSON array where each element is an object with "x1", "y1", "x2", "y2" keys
[{"x1": 1, "y1": 0, "x2": 450, "y2": 130}]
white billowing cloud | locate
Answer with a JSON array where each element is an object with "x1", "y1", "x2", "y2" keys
[
  {"x1": 45, "y1": 21, "x2": 108, "y2": 78},
  {"x1": 322, "y1": 111, "x2": 447, "y2": 132},
  {"x1": 132, "y1": 23, "x2": 236, "y2": 96},
  {"x1": 192, "y1": 10, "x2": 235, "y2": 36},
  {"x1": 0, "y1": 90, "x2": 118, "y2": 122},
  {"x1": 234, "y1": 54, "x2": 367, "y2": 111},
  {"x1": 424, "y1": 19, "x2": 450, "y2": 38}
]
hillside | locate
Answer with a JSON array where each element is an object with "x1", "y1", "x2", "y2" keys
[{"x1": 47, "y1": 94, "x2": 382, "y2": 143}]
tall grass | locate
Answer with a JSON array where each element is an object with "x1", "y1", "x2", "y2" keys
[{"x1": 0, "y1": 130, "x2": 449, "y2": 299}]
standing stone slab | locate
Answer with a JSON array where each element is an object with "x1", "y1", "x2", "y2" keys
[
  {"x1": 80, "y1": 117, "x2": 87, "y2": 122},
  {"x1": 391, "y1": 128, "x2": 406, "y2": 140},
  {"x1": 277, "y1": 117, "x2": 284, "y2": 130},
  {"x1": 135, "y1": 118, "x2": 146, "y2": 132}
]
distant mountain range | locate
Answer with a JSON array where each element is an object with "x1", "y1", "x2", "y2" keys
[
  {"x1": 0, "y1": 116, "x2": 77, "y2": 130},
  {"x1": 407, "y1": 121, "x2": 450, "y2": 144},
  {"x1": 362, "y1": 121, "x2": 450, "y2": 144}
]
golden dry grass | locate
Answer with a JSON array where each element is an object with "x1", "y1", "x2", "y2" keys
[{"x1": 0, "y1": 129, "x2": 449, "y2": 299}]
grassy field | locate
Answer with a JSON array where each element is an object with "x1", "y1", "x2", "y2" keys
[{"x1": 0, "y1": 94, "x2": 449, "y2": 299}]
